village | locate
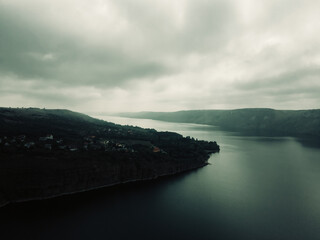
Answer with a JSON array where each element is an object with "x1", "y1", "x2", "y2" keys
[{"x1": 0, "y1": 132, "x2": 163, "y2": 154}]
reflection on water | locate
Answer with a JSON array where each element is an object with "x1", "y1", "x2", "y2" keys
[{"x1": 1, "y1": 116, "x2": 320, "y2": 240}]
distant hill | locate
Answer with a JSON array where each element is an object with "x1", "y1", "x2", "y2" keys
[{"x1": 119, "y1": 108, "x2": 320, "y2": 137}]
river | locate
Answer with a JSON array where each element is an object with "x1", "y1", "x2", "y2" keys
[{"x1": 1, "y1": 116, "x2": 320, "y2": 240}]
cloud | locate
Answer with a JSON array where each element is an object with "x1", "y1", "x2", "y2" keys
[
  {"x1": 236, "y1": 67, "x2": 320, "y2": 91},
  {"x1": 0, "y1": 4, "x2": 172, "y2": 87},
  {"x1": 0, "y1": 0, "x2": 320, "y2": 112}
]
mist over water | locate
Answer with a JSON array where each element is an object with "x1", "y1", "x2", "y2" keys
[{"x1": 1, "y1": 116, "x2": 320, "y2": 240}]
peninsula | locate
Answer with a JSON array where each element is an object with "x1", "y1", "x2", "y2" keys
[{"x1": 0, "y1": 107, "x2": 219, "y2": 207}]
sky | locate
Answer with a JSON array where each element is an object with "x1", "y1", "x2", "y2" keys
[{"x1": 1, "y1": 0, "x2": 320, "y2": 113}]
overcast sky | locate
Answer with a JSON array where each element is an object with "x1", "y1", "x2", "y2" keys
[{"x1": 1, "y1": 0, "x2": 320, "y2": 113}]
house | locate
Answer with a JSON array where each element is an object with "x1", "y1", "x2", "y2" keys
[
  {"x1": 100, "y1": 140, "x2": 109, "y2": 145},
  {"x1": 24, "y1": 142, "x2": 35, "y2": 149},
  {"x1": 46, "y1": 134, "x2": 53, "y2": 140},
  {"x1": 153, "y1": 146, "x2": 161, "y2": 153},
  {"x1": 83, "y1": 144, "x2": 88, "y2": 150},
  {"x1": 39, "y1": 134, "x2": 53, "y2": 141},
  {"x1": 17, "y1": 135, "x2": 26, "y2": 141},
  {"x1": 116, "y1": 143, "x2": 123, "y2": 148},
  {"x1": 44, "y1": 144, "x2": 52, "y2": 150}
]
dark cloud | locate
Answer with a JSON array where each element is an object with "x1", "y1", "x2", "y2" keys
[
  {"x1": 0, "y1": 0, "x2": 319, "y2": 112},
  {"x1": 0, "y1": 5, "x2": 172, "y2": 88}
]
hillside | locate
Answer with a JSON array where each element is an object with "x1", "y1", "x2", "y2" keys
[
  {"x1": 119, "y1": 108, "x2": 320, "y2": 137},
  {"x1": 0, "y1": 107, "x2": 219, "y2": 207}
]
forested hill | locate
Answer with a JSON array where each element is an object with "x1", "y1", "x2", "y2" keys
[
  {"x1": 119, "y1": 108, "x2": 320, "y2": 137},
  {"x1": 0, "y1": 107, "x2": 219, "y2": 207},
  {"x1": 0, "y1": 107, "x2": 219, "y2": 155},
  {"x1": 0, "y1": 107, "x2": 114, "y2": 137}
]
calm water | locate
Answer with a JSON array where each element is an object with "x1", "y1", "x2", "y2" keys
[{"x1": 1, "y1": 117, "x2": 320, "y2": 240}]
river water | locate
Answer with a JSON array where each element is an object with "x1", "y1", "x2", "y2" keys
[{"x1": 1, "y1": 116, "x2": 320, "y2": 240}]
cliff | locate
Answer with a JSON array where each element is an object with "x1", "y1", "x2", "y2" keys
[{"x1": 0, "y1": 107, "x2": 219, "y2": 207}]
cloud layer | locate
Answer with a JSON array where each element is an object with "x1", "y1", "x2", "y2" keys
[{"x1": 1, "y1": 0, "x2": 320, "y2": 112}]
